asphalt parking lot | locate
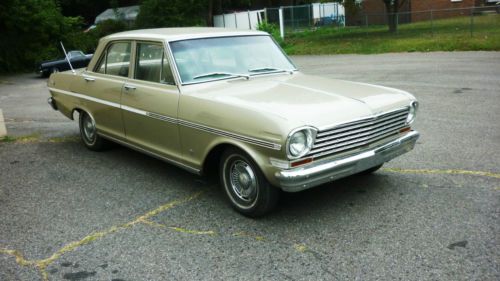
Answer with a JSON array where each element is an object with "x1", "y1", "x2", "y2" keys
[{"x1": 1, "y1": 51, "x2": 499, "y2": 281}]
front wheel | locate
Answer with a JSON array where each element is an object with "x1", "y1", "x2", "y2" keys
[
  {"x1": 79, "y1": 111, "x2": 110, "y2": 151},
  {"x1": 220, "y1": 148, "x2": 280, "y2": 217}
]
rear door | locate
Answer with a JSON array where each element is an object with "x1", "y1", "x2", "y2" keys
[
  {"x1": 120, "y1": 41, "x2": 182, "y2": 162},
  {"x1": 71, "y1": 41, "x2": 132, "y2": 140}
]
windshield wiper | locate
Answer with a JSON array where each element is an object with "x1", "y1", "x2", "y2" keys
[
  {"x1": 193, "y1": 72, "x2": 249, "y2": 80},
  {"x1": 248, "y1": 67, "x2": 293, "y2": 74}
]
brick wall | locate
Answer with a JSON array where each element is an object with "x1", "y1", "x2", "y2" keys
[
  {"x1": 411, "y1": 0, "x2": 477, "y2": 22},
  {"x1": 347, "y1": 0, "x2": 410, "y2": 25},
  {"x1": 346, "y1": 0, "x2": 480, "y2": 25}
]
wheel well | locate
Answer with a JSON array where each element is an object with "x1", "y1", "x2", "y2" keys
[
  {"x1": 71, "y1": 108, "x2": 82, "y2": 120},
  {"x1": 202, "y1": 143, "x2": 236, "y2": 178}
]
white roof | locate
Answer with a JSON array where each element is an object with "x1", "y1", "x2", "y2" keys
[
  {"x1": 104, "y1": 27, "x2": 268, "y2": 42},
  {"x1": 95, "y1": 5, "x2": 140, "y2": 24}
]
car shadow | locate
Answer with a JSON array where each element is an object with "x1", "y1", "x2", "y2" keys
[{"x1": 101, "y1": 142, "x2": 395, "y2": 220}]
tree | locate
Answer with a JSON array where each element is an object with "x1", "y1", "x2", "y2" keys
[
  {"x1": 135, "y1": 0, "x2": 208, "y2": 28},
  {"x1": 381, "y1": 0, "x2": 407, "y2": 33},
  {"x1": 0, "y1": 0, "x2": 86, "y2": 72}
]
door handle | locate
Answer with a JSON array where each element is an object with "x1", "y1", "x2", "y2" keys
[
  {"x1": 83, "y1": 76, "x2": 95, "y2": 82},
  {"x1": 124, "y1": 84, "x2": 136, "y2": 91}
]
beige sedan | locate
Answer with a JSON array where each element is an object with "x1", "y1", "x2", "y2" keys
[{"x1": 47, "y1": 28, "x2": 419, "y2": 217}]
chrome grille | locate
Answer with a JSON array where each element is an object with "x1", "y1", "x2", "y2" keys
[{"x1": 308, "y1": 107, "x2": 410, "y2": 159}]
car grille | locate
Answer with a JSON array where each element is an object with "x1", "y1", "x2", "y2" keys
[{"x1": 307, "y1": 107, "x2": 410, "y2": 159}]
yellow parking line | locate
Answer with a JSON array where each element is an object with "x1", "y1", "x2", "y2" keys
[
  {"x1": 0, "y1": 191, "x2": 202, "y2": 281},
  {"x1": 382, "y1": 168, "x2": 500, "y2": 179}
]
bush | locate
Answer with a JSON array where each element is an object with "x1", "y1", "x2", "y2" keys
[
  {"x1": 135, "y1": 0, "x2": 207, "y2": 28},
  {"x1": 257, "y1": 22, "x2": 287, "y2": 48},
  {"x1": 0, "y1": 0, "x2": 90, "y2": 73}
]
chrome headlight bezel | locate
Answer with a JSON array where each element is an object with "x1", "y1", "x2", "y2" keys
[
  {"x1": 406, "y1": 101, "x2": 419, "y2": 124},
  {"x1": 286, "y1": 126, "x2": 317, "y2": 160}
]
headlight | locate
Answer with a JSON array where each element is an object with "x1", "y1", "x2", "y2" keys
[
  {"x1": 406, "y1": 101, "x2": 419, "y2": 124},
  {"x1": 286, "y1": 127, "x2": 316, "y2": 159}
]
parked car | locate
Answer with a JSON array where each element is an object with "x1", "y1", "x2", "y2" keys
[
  {"x1": 37, "y1": 50, "x2": 93, "y2": 77},
  {"x1": 46, "y1": 28, "x2": 420, "y2": 217}
]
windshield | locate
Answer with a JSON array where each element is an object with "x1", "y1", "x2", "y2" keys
[
  {"x1": 68, "y1": 51, "x2": 84, "y2": 58},
  {"x1": 169, "y1": 35, "x2": 296, "y2": 84}
]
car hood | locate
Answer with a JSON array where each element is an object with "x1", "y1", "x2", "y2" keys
[{"x1": 182, "y1": 72, "x2": 415, "y2": 130}]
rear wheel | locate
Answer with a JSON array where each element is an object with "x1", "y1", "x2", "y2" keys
[
  {"x1": 78, "y1": 111, "x2": 110, "y2": 151},
  {"x1": 220, "y1": 148, "x2": 280, "y2": 217}
]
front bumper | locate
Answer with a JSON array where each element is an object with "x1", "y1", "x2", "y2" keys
[{"x1": 275, "y1": 130, "x2": 420, "y2": 192}]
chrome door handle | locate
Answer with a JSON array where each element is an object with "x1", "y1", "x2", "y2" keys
[
  {"x1": 83, "y1": 76, "x2": 95, "y2": 82},
  {"x1": 124, "y1": 84, "x2": 136, "y2": 91}
]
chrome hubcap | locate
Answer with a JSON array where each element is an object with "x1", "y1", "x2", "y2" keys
[
  {"x1": 83, "y1": 115, "x2": 95, "y2": 142},
  {"x1": 229, "y1": 160, "x2": 257, "y2": 202}
]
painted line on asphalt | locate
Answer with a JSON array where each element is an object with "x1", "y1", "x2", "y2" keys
[
  {"x1": 0, "y1": 191, "x2": 203, "y2": 281},
  {"x1": 382, "y1": 168, "x2": 500, "y2": 179},
  {"x1": 0, "y1": 109, "x2": 7, "y2": 138}
]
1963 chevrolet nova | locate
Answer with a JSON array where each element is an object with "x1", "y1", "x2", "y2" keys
[{"x1": 47, "y1": 28, "x2": 419, "y2": 217}]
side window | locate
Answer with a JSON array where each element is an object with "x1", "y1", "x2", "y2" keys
[
  {"x1": 135, "y1": 42, "x2": 175, "y2": 85},
  {"x1": 95, "y1": 42, "x2": 131, "y2": 77}
]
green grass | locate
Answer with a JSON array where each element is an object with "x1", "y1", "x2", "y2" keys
[{"x1": 283, "y1": 14, "x2": 500, "y2": 55}]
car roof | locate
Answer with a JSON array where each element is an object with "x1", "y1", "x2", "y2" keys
[{"x1": 103, "y1": 27, "x2": 268, "y2": 42}]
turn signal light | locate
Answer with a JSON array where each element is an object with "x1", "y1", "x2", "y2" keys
[
  {"x1": 291, "y1": 158, "x2": 313, "y2": 167},
  {"x1": 399, "y1": 127, "x2": 411, "y2": 133}
]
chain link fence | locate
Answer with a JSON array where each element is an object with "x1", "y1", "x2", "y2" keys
[
  {"x1": 345, "y1": 6, "x2": 499, "y2": 38},
  {"x1": 214, "y1": 5, "x2": 499, "y2": 40},
  {"x1": 265, "y1": 3, "x2": 345, "y2": 37}
]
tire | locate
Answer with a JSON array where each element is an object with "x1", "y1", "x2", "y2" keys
[
  {"x1": 220, "y1": 147, "x2": 280, "y2": 217},
  {"x1": 359, "y1": 164, "x2": 384, "y2": 175},
  {"x1": 78, "y1": 111, "x2": 110, "y2": 151}
]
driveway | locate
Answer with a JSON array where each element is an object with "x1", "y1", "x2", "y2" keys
[{"x1": 1, "y1": 51, "x2": 499, "y2": 281}]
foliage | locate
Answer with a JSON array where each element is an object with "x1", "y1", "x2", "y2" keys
[
  {"x1": 92, "y1": 19, "x2": 129, "y2": 39},
  {"x1": 0, "y1": 0, "x2": 134, "y2": 73},
  {"x1": 135, "y1": 0, "x2": 207, "y2": 28},
  {"x1": 257, "y1": 21, "x2": 287, "y2": 48},
  {"x1": 344, "y1": 0, "x2": 362, "y2": 18},
  {"x1": 0, "y1": 0, "x2": 89, "y2": 73},
  {"x1": 284, "y1": 15, "x2": 500, "y2": 55}
]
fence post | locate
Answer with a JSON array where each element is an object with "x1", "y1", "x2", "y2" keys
[
  {"x1": 365, "y1": 14, "x2": 369, "y2": 37},
  {"x1": 396, "y1": 13, "x2": 399, "y2": 35},
  {"x1": 234, "y1": 12, "x2": 238, "y2": 28},
  {"x1": 470, "y1": 8, "x2": 474, "y2": 37},
  {"x1": 264, "y1": 8, "x2": 268, "y2": 22},
  {"x1": 247, "y1": 10, "x2": 251, "y2": 30},
  {"x1": 279, "y1": 7, "x2": 285, "y2": 39},
  {"x1": 223, "y1": 14, "x2": 226, "y2": 27},
  {"x1": 308, "y1": 4, "x2": 311, "y2": 28},
  {"x1": 291, "y1": 6, "x2": 295, "y2": 31},
  {"x1": 430, "y1": 10, "x2": 434, "y2": 37}
]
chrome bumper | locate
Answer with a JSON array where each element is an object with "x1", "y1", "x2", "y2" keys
[{"x1": 275, "y1": 131, "x2": 420, "y2": 192}]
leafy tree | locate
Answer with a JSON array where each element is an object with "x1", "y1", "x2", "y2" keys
[
  {"x1": 0, "y1": 0, "x2": 86, "y2": 72},
  {"x1": 135, "y1": 0, "x2": 208, "y2": 28}
]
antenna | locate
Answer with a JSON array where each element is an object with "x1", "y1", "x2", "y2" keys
[{"x1": 60, "y1": 41, "x2": 75, "y2": 74}]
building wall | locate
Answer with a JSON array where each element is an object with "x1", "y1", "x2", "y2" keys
[
  {"x1": 347, "y1": 0, "x2": 410, "y2": 25},
  {"x1": 347, "y1": 0, "x2": 480, "y2": 25},
  {"x1": 411, "y1": 0, "x2": 477, "y2": 21}
]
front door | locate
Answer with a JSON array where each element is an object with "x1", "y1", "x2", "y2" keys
[{"x1": 120, "y1": 41, "x2": 182, "y2": 162}]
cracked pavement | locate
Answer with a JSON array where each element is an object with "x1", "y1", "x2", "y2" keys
[{"x1": 1, "y1": 52, "x2": 499, "y2": 280}]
